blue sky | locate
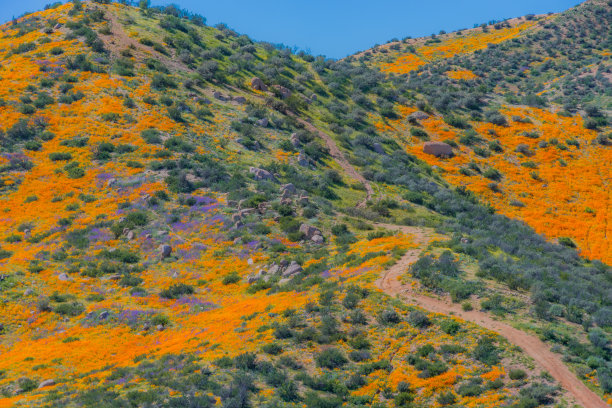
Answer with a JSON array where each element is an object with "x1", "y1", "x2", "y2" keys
[{"x1": 2, "y1": 0, "x2": 580, "y2": 58}]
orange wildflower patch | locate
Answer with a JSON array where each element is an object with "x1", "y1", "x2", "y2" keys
[
  {"x1": 446, "y1": 69, "x2": 478, "y2": 80},
  {"x1": 381, "y1": 20, "x2": 539, "y2": 74},
  {"x1": 385, "y1": 105, "x2": 610, "y2": 263}
]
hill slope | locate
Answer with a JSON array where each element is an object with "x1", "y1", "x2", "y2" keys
[
  {"x1": 0, "y1": 1, "x2": 609, "y2": 407},
  {"x1": 356, "y1": 0, "x2": 612, "y2": 264}
]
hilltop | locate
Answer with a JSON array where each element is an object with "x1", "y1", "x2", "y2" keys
[{"x1": 0, "y1": 1, "x2": 609, "y2": 407}]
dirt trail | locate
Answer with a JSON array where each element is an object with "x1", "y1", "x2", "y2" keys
[
  {"x1": 375, "y1": 223, "x2": 609, "y2": 408},
  {"x1": 284, "y1": 113, "x2": 374, "y2": 208},
  {"x1": 212, "y1": 63, "x2": 606, "y2": 408},
  {"x1": 103, "y1": 7, "x2": 189, "y2": 74}
]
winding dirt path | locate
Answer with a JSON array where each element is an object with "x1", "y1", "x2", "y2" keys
[
  {"x1": 231, "y1": 65, "x2": 607, "y2": 408},
  {"x1": 375, "y1": 223, "x2": 609, "y2": 408}
]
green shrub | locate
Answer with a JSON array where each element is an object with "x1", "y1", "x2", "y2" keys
[
  {"x1": 262, "y1": 342, "x2": 283, "y2": 355},
  {"x1": 483, "y1": 168, "x2": 502, "y2": 181},
  {"x1": 17, "y1": 377, "x2": 37, "y2": 393},
  {"x1": 64, "y1": 162, "x2": 85, "y2": 178},
  {"x1": 472, "y1": 337, "x2": 500, "y2": 366},
  {"x1": 408, "y1": 310, "x2": 431, "y2": 328},
  {"x1": 60, "y1": 137, "x2": 88, "y2": 147},
  {"x1": 54, "y1": 301, "x2": 85, "y2": 316},
  {"x1": 49, "y1": 152, "x2": 72, "y2": 161},
  {"x1": 315, "y1": 348, "x2": 348, "y2": 369},
  {"x1": 558, "y1": 237, "x2": 576, "y2": 248},
  {"x1": 509, "y1": 368, "x2": 527, "y2": 380},
  {"x1": 444, "y1": 115, "x2": 470, "y2": 129},
  {"x1": 440, "y1": 320, "x2": 461, "y2": 335},
  {"x1": 151, "y1": 314, "x2": 171, "y2": 327},
  {"x1": 24, "y1": 140, "x2": 42, "y2": 151},
  {"x1": 457, "y1": 382, "x2": 482, "y2": 397},
  {"x1": 222, "y1": 272, "x2": 240, "y2": 285},
  {"x1": 141, "y1": 129, "x2": 162, "y2": 144},
  {"x1": 437, "y1": 391, "x2": 456, "y2": 406},
  {"x1": 377, "y1": 309, "x2": 401, "y2": 325},
  {"x1": 151, "y1": 74, "x2": 176, "y2": 90},
  {"x1": 119, "y1": 275, "x2": 143, "y2": 287},
  {"x1": 410, "y1": 127, "x2": 429, "y2": 139},
  {"x1": 160, "y1": 283, "x2": 195, "y2": 299}
]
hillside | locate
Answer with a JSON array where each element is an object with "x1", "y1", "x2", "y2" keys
[
  {"x1": 356, "y1": 0, "x2": 612, "y2": 264},
  {"x1": 0, "y1": 1, "x2": 610, "y2": 407}
]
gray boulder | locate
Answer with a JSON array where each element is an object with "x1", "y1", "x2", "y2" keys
[
  {"x1": 299, "y1": 223, "x2": 321, "y2": 239},
  {"x1": 58, "y1": 273, "x2": 70, "y2": 281},
  {"x1": 234, "y1": 96, "x2": 247, "y2": 104},
  {"x1": 158, "y1": 245, "x2": 173, "y2": 258},
  {"x1": 297, "y1": 154, "x2": 309, "y2": 167},
  {"x1": 247, "y1": 275, "x2": 260, "y2": 284},
  {"x1": 282, "y1": 261, "x2": 303, "y2": 277},
  {"x1": 423, "y1": 142, "x2": 453, "y2": 158},
  {"x1": 249, "y1": 167, "x2": 274, "y2": 181},
  {"x1": 290, "y1": 133, "x2": 300, "y2": 147},
  {"x1": 239, "y1": 208, "x2": 256, "y2": 217},
  {"x1": 298, "y1": 196, "x2": 310, "y2": 206},
  {"x1": 373, "y1": 142, "x2": 385, "y2": 154},
  {"x1": 311, "y1": 234, "x2": 325, "y2": 244},
  {"x1": 38, "y1": 379, "x2": 55, "y2": 389},
  {"x1": 408, "y1": 111, "x2": 429, "y2": 121},
  {"x1": 256, "y1": 118, "x2": 269, "y2": 127},
  {"x1": 271, "y1": 85, "x2": 291, "y2": 99},
  {"x1": 251, "y1": 77, "x2": 268, "y2": 91},
  {"x1": 280, "y1": 183, "x2": 297, "y2": 197}
]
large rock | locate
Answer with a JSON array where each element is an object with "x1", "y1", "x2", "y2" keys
[
  {"x1": 58, "y1": 273, "x2": 70, "y2": 281},
  {"x1": 158, "y1": 245, "x2": 173, "y2": 258},
  {"x1": 247, "y1": 275, "x2": 260, "y2": 284},
  {"x1": 408, "y1": 111, "x2": 429, "y2": 121},
  {"x1": 251, "y1": 77, "x2": 268, "y2": 91},
  {"x1": 297, "y1": 154, "x2": 309, "y2": 167},
  {"x1": 38, "y1": 379, "x2": 55, "y2": 389},
  {"x1": 311, "y1": 234, "x2": 325, "y2": 244},
  {"x1": 298, "y1": 196, "x2": 310, "y2": 206},
  {"x1": 233, "y1": 96, "x2": 247, "y2": 104},
  {"x1": 249, "y1": 167, "x2": 274, "y2": 181},
  {"x1": 282, "y1": 261, "x2": 303, "y2": 277},
  {"x1": 290, "y1": 133, "x2": 300, "y2": 147},
  {"x1": 271, "y1": 85, "x2": 292, "y2": 99},
  {"x1": 299, "y1": 223, "x2": 321, "y2": 239},
  {"x1": 423, "y1": 142, "x2": 453, "y2": 158},
  {"x1": 280, "y1": 183, "x2": 297, "y2": 197},
  {"x1": 373, "y1": 142, "x2": 385, "y2": 154},
  {"x1": 256, "y1": 118, "x2": 269, "y2": 127}
]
